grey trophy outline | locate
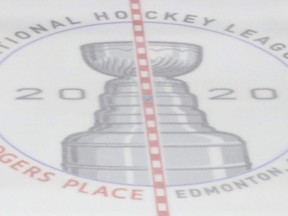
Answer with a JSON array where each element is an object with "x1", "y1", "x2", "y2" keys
[{"x1": 61, "y1": 41, "x2": 251, "y2": 185}]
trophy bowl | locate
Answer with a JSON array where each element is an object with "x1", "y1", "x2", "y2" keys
[{"x1": 81, "y1": 41, "x2": 202, "y2": 77}]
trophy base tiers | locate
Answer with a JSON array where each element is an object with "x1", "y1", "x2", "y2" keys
[
  {"x1": 63, "y1": 166, "x2": 248, "y2": 185},
  {"x1": 62, "y1": 131, "x2": 250, "y2": 185}
]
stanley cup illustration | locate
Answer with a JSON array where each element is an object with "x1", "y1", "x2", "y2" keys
[{"x1": 62, "y1": 41, "x2": 251, "y2": 185}]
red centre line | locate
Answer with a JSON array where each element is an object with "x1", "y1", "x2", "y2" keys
[{"x1": 129, "y1": 1, "x2": 171, "y2": 216}]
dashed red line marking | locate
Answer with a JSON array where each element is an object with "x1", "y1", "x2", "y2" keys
[{"x1": 129, "y1": 1, "x2": 171, "y2": 216}]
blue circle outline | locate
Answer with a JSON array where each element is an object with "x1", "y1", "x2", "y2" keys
[{"x1": 0, "y1": 21, "x2": 288, "y2": 187}]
